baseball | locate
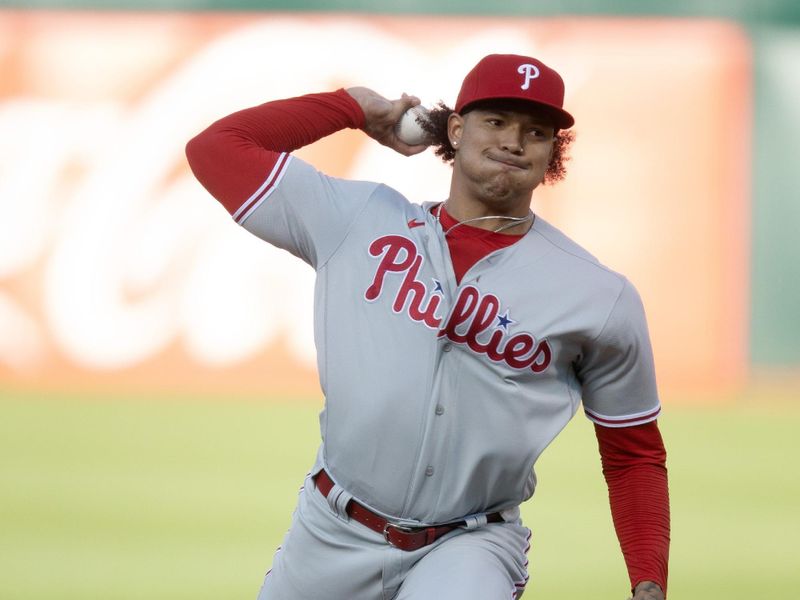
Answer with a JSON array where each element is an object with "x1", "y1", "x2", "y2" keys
[{"x1": 394, "y1": 105, "x2": 431, "y2": 146}]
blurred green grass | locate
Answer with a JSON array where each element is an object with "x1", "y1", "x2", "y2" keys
[{"x1": 1, "y1": 390, "x2": 798, "y2": 599}]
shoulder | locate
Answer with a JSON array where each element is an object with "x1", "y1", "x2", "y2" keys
[
  {"x1": 531, "y1": 216, "x2": 610, "y2": 270},
  {"x1": 530, "y1": 216, "x2": 630, "y2": 297},
  {"x1": 286, "y1": 157, "x2": 416, "y2": 209},
  {"x1": 281, "y1": 156, "x2": 381, "y2": 195}
]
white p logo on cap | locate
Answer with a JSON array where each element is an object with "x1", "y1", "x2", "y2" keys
[{"x1": 517, "y1": 63, "x2": 541, "y2": 90}]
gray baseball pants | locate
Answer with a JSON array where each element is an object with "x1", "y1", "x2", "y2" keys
[{"x1": 256, "y1": 473, "x2": 531, "y2": 599}]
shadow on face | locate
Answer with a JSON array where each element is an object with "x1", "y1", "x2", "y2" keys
[{"x1": 460, "y1": 98, "x2": 561, "y2": 134}]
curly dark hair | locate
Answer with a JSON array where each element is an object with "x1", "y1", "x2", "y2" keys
[{"x1": 419, "y1": 101, "x2": 575, "y2": 185}]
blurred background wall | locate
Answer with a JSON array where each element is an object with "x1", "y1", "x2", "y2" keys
[{"x1": 0, "y1": 0, "x2": 798, "y2": 402}]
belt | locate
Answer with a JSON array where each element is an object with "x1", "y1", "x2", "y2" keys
[{"x1": 313, "y1": 469, "x2": 504, "y2": 552}]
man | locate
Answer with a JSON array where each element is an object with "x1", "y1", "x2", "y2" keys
[{"x1": 186, "y1": 54, "x2": 669, "y2": 599}]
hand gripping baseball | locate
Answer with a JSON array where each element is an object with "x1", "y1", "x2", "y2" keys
[{"x1": 346, "y1": 87, "x2": 429, "y2": 156}]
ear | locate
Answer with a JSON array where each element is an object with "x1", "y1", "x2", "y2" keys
[{"x1": 447, "y1": 112, "x2": 464, "y2": 149}]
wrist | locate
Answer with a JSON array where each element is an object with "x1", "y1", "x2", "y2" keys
[
  {"x1": 337, "y1": 88, "x2": 366, "y2": 129},
  {"x1": 633, "y1": 580, "x2": 664, "y2": 599}
]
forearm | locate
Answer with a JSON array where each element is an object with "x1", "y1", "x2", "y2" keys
[
  {"x1": 185, "y1": 89, "x2": 364, "y2": 212},
  {"x1": 606, "y1": 461, "x2": 670, "y2": 595},
  {"x1": 595, "y1": 422, "x2": 671, "y2": 597}
]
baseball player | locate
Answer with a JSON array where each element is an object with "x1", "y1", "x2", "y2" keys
[{"x1": 186, "y1": 54, "x2": 670, "y2": 599}]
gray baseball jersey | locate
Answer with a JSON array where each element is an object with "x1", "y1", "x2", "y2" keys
[{"x1": 238, "y1": 152, "x2": 660, "y2": 526}]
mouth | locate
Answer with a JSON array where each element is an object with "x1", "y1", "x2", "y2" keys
[{"x1": 486, "y1": 153, "x2": 528, "y2": 171}]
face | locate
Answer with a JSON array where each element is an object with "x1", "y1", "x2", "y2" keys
[{"x1": 448, "y1": 102, "x2": 556, "y2": 212}]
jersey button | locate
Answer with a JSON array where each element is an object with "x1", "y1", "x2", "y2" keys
[
  {"x1": 435, "y1": 405, "x2": 445, "y2": 416},
  {"x1": 425, "y1": 466, "x2": 434, "y2": 477},
  {"x1": 442, "y1": 343, "x2": 452, "y2": 352}
]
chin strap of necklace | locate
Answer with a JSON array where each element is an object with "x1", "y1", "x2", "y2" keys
[{"x1": 436, "y1": 203, "x2": 534, "y2": 236}]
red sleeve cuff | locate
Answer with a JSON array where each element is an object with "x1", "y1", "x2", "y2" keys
[{"x1": 335, "y1": 88, "x2": 366, "y2": 129}]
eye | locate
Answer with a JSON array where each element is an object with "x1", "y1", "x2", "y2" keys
[
  {"x1": 528, "y1": 127, "x2": 554, "y2": 140},
  {"x1": 486, "y1": 118, "x2": 503, "y2": 127}
]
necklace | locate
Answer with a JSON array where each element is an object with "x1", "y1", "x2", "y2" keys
[{"x1": 435, "y1": 203, "x2": 535, "y2": 236}]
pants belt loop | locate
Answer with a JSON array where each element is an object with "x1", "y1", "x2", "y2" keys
[
  {"x1": 462, "y1": 514, "x2": 489, "y2": 530},
  {"x1": 325, "y1": 483, "x2": 353, "y2": 522}
]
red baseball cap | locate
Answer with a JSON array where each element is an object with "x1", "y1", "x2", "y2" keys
[{"x1": 455, "y1": 54, "x2": 574, "y2": 129}]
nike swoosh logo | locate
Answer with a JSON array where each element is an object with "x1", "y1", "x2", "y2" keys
[{"x1": 407, "y1": 219, "x2": 425, "y2": 229}]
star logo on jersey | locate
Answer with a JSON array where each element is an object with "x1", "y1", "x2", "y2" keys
[
  {"x1": 407, "y1": 218, "x2": 425, "y2": 229},
  {"x1": 432, "y1": 279, "x2": 444, "y2": 294},
  {"x1": 496, "y1": 311, "x2": 514, "y2": 331}
]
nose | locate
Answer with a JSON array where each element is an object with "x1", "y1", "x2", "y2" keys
[{"x1": 499, "y1": 125, "x2": 524, "y2": 154}]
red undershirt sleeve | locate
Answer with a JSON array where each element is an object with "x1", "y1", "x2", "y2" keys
[
  {"x1": 185, "y1": 89, "x2": 365, "y2": 215},
  {"x1": 594, "y1": 420, "x2": 670, "y2": 596}
]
